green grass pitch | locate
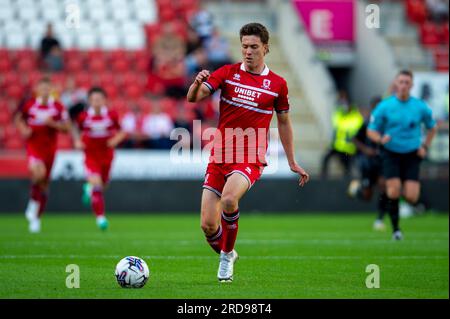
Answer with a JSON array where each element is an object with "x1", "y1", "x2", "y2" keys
[{"x1": 0, "y1": 213, "x2": 448, "y2": 299}]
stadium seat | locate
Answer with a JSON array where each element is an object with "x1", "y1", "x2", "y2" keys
[
  {"x1": 75, "y1": 73, "x2": 93, "y2": 89},
  {"x1": 104, "y1": 83, "x2": 120, "y2": 99},
  {"x1": 17, "y1": 58, "x2": 36, "y2": 72},
  {"x1": 124, "y1": 84, "x2": 144, "y2": 100},
  {"x1": 41, "y1": 7, "x2": 61, "y2": 23},
  {"x1": 77, "y1": 33, "x2": 98, "y2": 50},
  {"x1": 421, "y1": 22, "x2": 440, "y2": 46},
  {"x1": 4, "y1": 136, "x2": 24, "y2": 150},
  {"x1": 99, "y1": 72, "x2": 116, "y2": 86},
  {"x1": 0, "y1": 6, "x2": 14, "y2": 21},
  {"x1": 88, "y1": 58, "x2": 107, "y2": 73},
  {"x1": 123, "y1": 34, "x2": 146, "y2": 50},
  {"x1": 0, "y1": 59, "x2": 12, "y2": 73},
  {"x1": 100, "y1": 34, "x2": 121, "y2": 50},
  {"x1": 111, "y1": 58, "x2": 130, "y2": 73},
  {"x1": 66, "y1": 58, "x2": 85, "y2": 73},
  {"x1": 5, "y1": 84, "x2": 24, "y2": 100}
]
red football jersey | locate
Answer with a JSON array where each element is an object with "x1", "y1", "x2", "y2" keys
[
  {"x1": 75, "y1": 107, "x2": 121, "y2": 157},
  {"x1": 21, "y1": 97, "x2": 68, "y2": 153},
  {"x1": 204, "y1": 62, "x2": 290, "y2": 165}
]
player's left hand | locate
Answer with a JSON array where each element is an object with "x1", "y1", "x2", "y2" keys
[
  {"x1": 290, "y1": 163, "x2": 310, "y2": 187},
  {"x1": 107, "y1": 138, "x2": 118, "y2": 148},
  {"x1": 44, "y1": 117, "x2": 56, "y2": 127}
]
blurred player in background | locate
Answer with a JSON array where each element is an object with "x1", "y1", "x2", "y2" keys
[
  {"x1": 71, "y1": 87, "x2": 126, "y2": 230},
  {"x1": 347, "y1": 96, "x2": 388, "y2": 231},
  {"x1": 14, "y1": 77, "x2": 70, "y2": 233},
  {"x1": 187, "y1": 23, "x2": 309, "y2": 282},
  {"x1": 368, "y1": 70, "x2": 438, "y2": 240}
]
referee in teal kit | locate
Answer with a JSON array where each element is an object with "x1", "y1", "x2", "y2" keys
[{"x1": 367, "y1": 70, "x2": 438, "y2": 240}]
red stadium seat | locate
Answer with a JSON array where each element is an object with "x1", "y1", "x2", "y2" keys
[
  {"x1": 110, "y1": 49, "x2": 127, "y2": 61},
  {"x1": 111, "y1": 58, "x2": 130, "y2": 73},
  {"x1": 421, "y1": 22, "x2": 440, "y2": 46},
  {"x1": 57, "y1": 134, "x2": 73, "y2": 150},
  {"x1": 104, "y1": 83, "x2": 119, "y2": 99},
  {"x1": 137, "y1": 98, "x2": 153, "y2": 113},
  {"x1": 406, "y1": 0, "x2": 427, "y2": 24},
  {"x1": 4, "y1": 136, "x2": 24, "y2": 150},
  {"x1": 0, "y1": 59, "x2": 12, "y2": 73},
  {"x1": 88, "y1": 58, "x2": 107, "y2": 72},
  {"x1": 74, "y1": 73, "x2": 92, "y2": 89},
  {"x1": 66, "y1": 58, "x2": 85, "y2": 72},
  {"x1": 17, "y1": 58, "x2": 36, "y2": 72},
  {"x1": 124, "y1": 84, "x2": 144, "y2": 100},
  {"x1": 5, "y1": 84, "x2": 24, "y2": 100},
  {"x1": 0, "y1": 111, "x2": 10, "y2": 126},
  {"x1": 64, "y1": 49, "x2": 84, "y2": 61},
  {"x1": 87, "y1": 49, "x2": 108, "y2": 63},
  {"x1": 99, "y1": 72, "x2": 116, "y2": 87}
]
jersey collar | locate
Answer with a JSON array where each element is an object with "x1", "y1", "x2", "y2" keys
[
  {"x1": 240, "y1": 62, "x2": 270, "y2": 76},
  {"x1": 88, "y1": 106, "x2": 108, "y2": 116},
  {"x1": 36, "y1": 96, "x2": 55, "y2": 106}
]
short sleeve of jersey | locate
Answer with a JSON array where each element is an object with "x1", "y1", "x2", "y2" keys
[
  {"x1": 75, "y1": 111, "x2": 87, "y2": 128},
  {"x1": 368, "y1": 102, "x2": 385, "y2": 132},
  {"x1": 203, "y1": 65, "x2": 229, "y2": 93},
  {"x1": 274, "y1": 80, "x2": 290, "y2": 113},
  {"x1": 55, "y1": 102, "x2": 69, "y2": 121},
  {"x1": 421, "y1": 101, "x2": 437, "y2": 130},
  {"x1": 19, "y1": 100, "x2": 33, "y2": 119},
  {"x1": 110, "y1": 110, "x2": 122, "y2": 130}
]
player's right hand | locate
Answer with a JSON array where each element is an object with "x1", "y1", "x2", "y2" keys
[
  {"x1": 380, "y1": 134, "x2": 391, "y2": 145},
  {"x1": 19, "y1": 126, "x2": 32, "y2": 139},
  {"x1": 74, "y1": 139, "x2": 85, "y2": 150},
  {"x1": 194, "y1": 70, "x2": 210, "y2": 85}
]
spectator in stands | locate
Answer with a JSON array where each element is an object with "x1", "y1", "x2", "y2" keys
[
  {"x1": 426, "y1": 0, "x2": 449, "y2": 23},
  {"x1": 60, "y1": 77, "x2": 87, "y2": 119},
  {"x1": 204, "y1": 27, "x2": 233, "y2": 71},
  {"x1": 190, "y1": 9, "x2": 214, "y2": 42},
  {"x1": 120, "y1": 105, "x2": 146, "y2": 149},
  {"x1": 321, "y1": 91, "x2": 364, "y2": 179},
  {"x1": 151, "y1": 22, "x2": 187, "y2": 99},
  {"x1": 40, "y1": 24, "x2": 64, "y2": 72},
  {"x1": 173, "y1": 104, "x2": 192, "y2": 133},
  {"x1": 142, "y1": 101, "x2": 175, "y2": 149},
  {"x1": 185, "y1": 26, "x2": 209, "y2": 78}
]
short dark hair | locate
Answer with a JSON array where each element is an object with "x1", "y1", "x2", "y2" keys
[
  {"x1": 88, "y1": 87, "x2": 107, "y2": 98},
  {"x1": 240, "y1": 23, "x2": 270, "y2": 46},
  {"x1": 397, "y1": 69, "x2": 414, "y2": 79}
]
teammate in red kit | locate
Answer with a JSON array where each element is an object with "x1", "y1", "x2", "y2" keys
[
  {"x1": 187, "y1": 23, "x2": 310, "y2": 282},
  {"x1": 71, "y1": 87, "x2": 126, "y2": 230},
  {"x1": 14, "y1": 77, "x2": 70, "y2": 233}
]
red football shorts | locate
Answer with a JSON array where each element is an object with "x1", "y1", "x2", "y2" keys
[
  {"x1": 84, "y1": 153, "x2": 113, "y2": 184},
  {"x1": 203, "y1": 162, "x2": 264, "y2": 197},
  {"x1": 27, "y1": 145, "x2": 56, "y2": 180}
]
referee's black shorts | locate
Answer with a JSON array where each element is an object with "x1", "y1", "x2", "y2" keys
[{"x1": 381, "y1": 149, "x2": 422, "y2": 181}]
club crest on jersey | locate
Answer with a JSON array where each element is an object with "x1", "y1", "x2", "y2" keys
[
  {"x1": 262, "y1": 79, "x2": 271, "y2": 90},
  {"x1": 233, "y1": 73, "x2": 241, "y2": 81}
]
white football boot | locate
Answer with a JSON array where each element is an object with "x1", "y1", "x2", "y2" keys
[
  {"x1": 217, "y1": 250, "x2": 239, "y2": 282},
  {"x1": 25, "y1": 200, "x2": 41, "y2": 233},
  {"x1": 392, "y1": 230, "x2": 403, "y2": 241}
]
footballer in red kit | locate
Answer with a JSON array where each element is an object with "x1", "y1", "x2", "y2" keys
[
  {"x1": 14, "y1": 77, "x2": 70, "y2": 233},
  {"x1": 187, "y1": 23, "x2": 309, "y2": 282},
  {"x1": 72, "y1": 87, "x2": 127, "y2": 230}
]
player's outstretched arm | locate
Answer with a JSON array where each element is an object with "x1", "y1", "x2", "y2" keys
[
  {"x1": 70, "y1": 121, "x2": 85, "y2": 150},
  {"x1": 45, "y1": 117, "x2": 70, "y2": 133},
  {"x1": 107, "y1": 130, "x2": 127, "y2": 149},
  {"x1": 276, "y1": 112, "x2": 310, "y2": 187},
  {"x1": 187, "y1": 70, "x2": 212, "y2": 103},
  {"x1": 14, "y1": 112, "x2": 32, "y2": 139},
  {"x1": 367, "y1": 129, "x2": 391, "y2": 145}
]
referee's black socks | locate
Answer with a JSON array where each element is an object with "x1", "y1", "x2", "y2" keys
[{"x1": 387, "y1": 198, "x2": 400, "y2": 232}]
